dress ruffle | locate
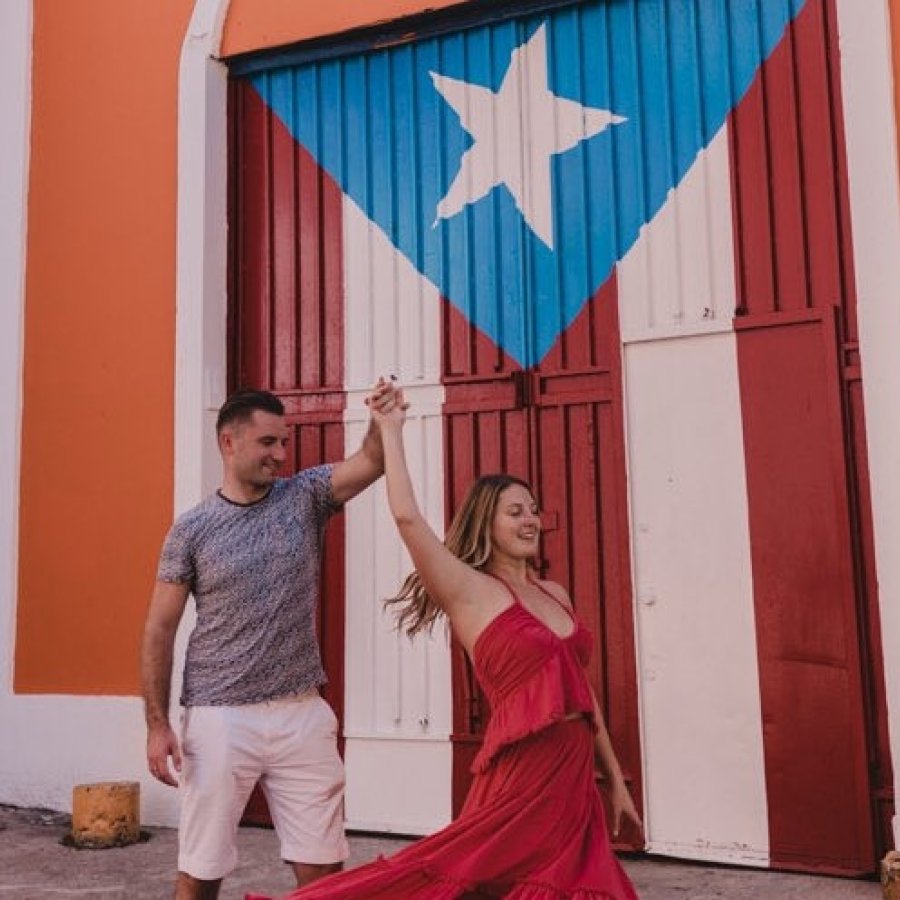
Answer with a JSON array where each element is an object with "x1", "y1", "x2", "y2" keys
[
  {"x1": 472, "y1": 647, "x2": 595, "y2": 773},
  {"x1": 244, "y1": 599, "x2": 639, "y2": 900},
  {"x1": 245, "y1": 860, "x2": 623, "y2": 900},
  {"x1": 507, "y1": 886, "x2": 625, "y2": 899},
  {"x1": 245, "y1": 857, "x2": 471, "y2": 900}
]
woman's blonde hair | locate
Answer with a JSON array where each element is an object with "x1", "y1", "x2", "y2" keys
[{"x1": 385, "y1": 473, "x2": 535, "y2": 636}]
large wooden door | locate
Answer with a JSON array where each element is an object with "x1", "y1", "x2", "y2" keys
[
  {"x1": 225, "y1": 0, "x2": 891, "y2": 870},
  {"x1": 735, "y1": 310, "x2": 876, "y2": 872},
  {"x1": 726, "y1": 0, "x2": 892, "y2": 868}
]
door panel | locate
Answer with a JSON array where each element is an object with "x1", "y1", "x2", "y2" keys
[
  {"x1": 735, "y1": 310, "x2": 874, "y2": 873},
  {"x1": 445, "y1": 284, "x2": 643, "y2": 850}
]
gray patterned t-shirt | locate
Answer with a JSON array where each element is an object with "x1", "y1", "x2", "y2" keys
[{"x1": 157, "y1": 465, "x2": 341, "y2": 706}]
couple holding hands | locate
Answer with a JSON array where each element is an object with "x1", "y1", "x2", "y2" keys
[{"x1": 142, "y1": 377, "x2": 640, "y2": 900}]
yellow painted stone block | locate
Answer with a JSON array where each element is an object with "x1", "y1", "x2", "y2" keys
[
  {"x1": 70, "y1": 781, "x2": 140, "y2": 849},
  {"x1": 883, "y1": 850, "x2": 900, "y2": 900}
]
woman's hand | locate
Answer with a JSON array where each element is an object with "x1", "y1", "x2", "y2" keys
[
  {"x1": 367, "y1": 377, "x2": 408, "y2": 430},
  {"x1": 608, "y1": 777, "x2": 642, "y2": 839}
]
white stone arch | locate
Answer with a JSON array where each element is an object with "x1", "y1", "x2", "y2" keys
[{"x1": 175, "y1": 0, "x2": 232, "y2": 514}]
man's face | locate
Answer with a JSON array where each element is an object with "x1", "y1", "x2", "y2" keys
[{"x1": 220, "y1": 410, "x2": 289, "y2": 489}]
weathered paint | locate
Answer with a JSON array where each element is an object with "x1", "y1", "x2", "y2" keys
[
  {"x1": 730, "y1": 0, "x2": 882, "y2": 872},
  {"x1": 244, "y1": 4, "x2": 809, "y2": 372},
  {"x1": 736, "y1": 312, "x2": 873, "y2": 873},
  {"x1": 221, "y1": 0, "x2": 470, "y2": 58},
  {"x1": 343, "y1": 391, "x2": 453, "y2": 833}
]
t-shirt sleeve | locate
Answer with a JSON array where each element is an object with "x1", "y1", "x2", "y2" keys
[
  {"x1": 294, "y1": 463, "x2": 343, "y2": 521},
  {"x1": 156, "y1": 518, "x2": 195, "y2": 585}
]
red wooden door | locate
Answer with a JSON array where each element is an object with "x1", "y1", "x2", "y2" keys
[
  {"x1": 727, "y1": 0, "x2": 891, "y2": 868},
  {"x1": 735, "y1": 310, "x2": 876, "y2": 873},
  {"x1": 444, "y1": 283, "x2": 643, "y2": 850},
  {"x1": 224, "y1": 0, "x2": 891, "y2": 870},
  {"x1": 228, "y1": 77, "x2": 347, "y2": 825}
]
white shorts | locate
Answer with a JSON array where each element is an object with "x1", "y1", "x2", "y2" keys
[{"x1": 177, "y1": 692, "x2": 349, "y2": 881}]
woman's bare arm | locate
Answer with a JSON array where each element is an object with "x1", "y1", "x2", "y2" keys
[{"x1": 375, "y1": 402, "x2": 505, "y2": 649}]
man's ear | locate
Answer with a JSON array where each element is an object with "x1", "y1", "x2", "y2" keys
[{"x1": 218, "y1": 429, "x2": 232, "y2": 455}]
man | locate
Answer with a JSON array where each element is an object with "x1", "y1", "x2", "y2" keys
[{"x1": 141, "y1": 380, "x2": 398, "y2": 900}]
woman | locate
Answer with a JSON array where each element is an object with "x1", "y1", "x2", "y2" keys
[{"x1": 248, "y1": 392, "x2": 641, "y2": 899}]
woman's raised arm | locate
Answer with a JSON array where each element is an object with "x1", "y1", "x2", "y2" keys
[{"x1": 372, "y1": 398, "x2": 500, "y2": 648}]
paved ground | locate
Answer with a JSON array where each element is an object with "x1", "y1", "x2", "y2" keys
[{"x1": 0, "y1": 805, "x2": 882, "y2": 899}]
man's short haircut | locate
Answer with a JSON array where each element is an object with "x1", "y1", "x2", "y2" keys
[{"x1": 216, "y1": 389, "x2": 285, "y2": 433}]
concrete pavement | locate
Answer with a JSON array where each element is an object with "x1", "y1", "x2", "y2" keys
[{"x1": 0, "y1": 804, "x2": 881, "y2": 899}]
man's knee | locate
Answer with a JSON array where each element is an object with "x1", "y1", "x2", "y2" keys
[
  {"x1": 289, "y1": 859, "x2": 343, "y2": 887},
  {"x1": 174, "y1": 871, "x2": 223, "y2": 900}
]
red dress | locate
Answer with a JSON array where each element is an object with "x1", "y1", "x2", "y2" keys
[{"x1": 247, "y1": 577, "x2": 639, "y2": 899}]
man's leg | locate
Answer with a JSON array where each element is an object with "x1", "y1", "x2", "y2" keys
[
  {"x1": 287, "y1": 860, "x2": 343, "y2": 888},
  {"x1": 174, "y1": 872, "x2": 223, "y2": 899},
  {"x1": 263, "y1": 694, "x2": 350, "y2": 887},
  {"x1": 178, "y1": 706, "x2": 262, "y2": 892}
]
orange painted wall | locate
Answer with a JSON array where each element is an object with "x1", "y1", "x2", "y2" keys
[
  {"x1": 15, "y1": 0, "x2": 194, "y2": 694},
  {"x1": 222, "y1": 0, "x2": 470, "y2": 57}
]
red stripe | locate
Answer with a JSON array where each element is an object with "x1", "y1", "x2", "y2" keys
[
  {"x1": 229, "y1": 81, "x2": 347, "y2": 825},
  {"x1": 730, "y1": 0, "x2": 882, "y2": 873},
  {"x1": 537, "y1": 274, "x2": 643, "y2": 849}
]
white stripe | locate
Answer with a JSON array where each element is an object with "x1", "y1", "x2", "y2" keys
[
  {"x1": 619, "y1": 125, "x2": 737, "y2": 344},
  {"x1": 835, "y1": 0, "x2": 900, "y2": 846},
  {"x1": 342, "y1": 197, "x2": 452, "y2": 834},
  {"x1": 618, "y1": 124, "x2": 770, "y2": 865},
  {"x1": 343, "y1": 197, "x2": 444, "y2": 390}
]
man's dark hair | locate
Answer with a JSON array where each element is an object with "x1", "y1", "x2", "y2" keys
[{"x1": 216, "y1": 389, "x2": 285, "y2": 433}]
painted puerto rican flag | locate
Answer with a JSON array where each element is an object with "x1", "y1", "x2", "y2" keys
[
  {"x1": 237, "y1": 0, "x2": 881, "y2": 876},
  {"x1": 250, "y1": 0, "x2": 807, "y2": 368}
]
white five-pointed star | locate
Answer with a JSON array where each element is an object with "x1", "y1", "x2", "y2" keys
[{"x1": 430, "y1": 23, "x2": 626, "y2": 249}]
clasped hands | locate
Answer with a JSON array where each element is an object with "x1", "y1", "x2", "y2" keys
[{"x1": 365, "y1": 375, "x2": 409, "y2": 424}]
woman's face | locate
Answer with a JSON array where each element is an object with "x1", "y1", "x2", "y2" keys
[{"x1": 490, "y1": 484, "x2": 541, "y2": 561}]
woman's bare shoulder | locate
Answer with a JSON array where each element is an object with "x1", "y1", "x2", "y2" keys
[
  {"x1": 449, "y1": 570, "x2": 518, "y2": 652},
  {"x1": 535, "y1": 577, "x2": 574, "y2": 610}
]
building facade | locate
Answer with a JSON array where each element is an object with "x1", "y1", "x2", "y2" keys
[{"x1": 3, "y1": 0, "x2": 900, "y2": 876}]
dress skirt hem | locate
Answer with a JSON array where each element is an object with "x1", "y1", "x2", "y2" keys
[{"x1": 245, "y1": 718, "x2": 638, "y2": 900}]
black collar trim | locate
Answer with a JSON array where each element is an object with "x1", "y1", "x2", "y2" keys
[{"x1": 216, "y1": 487, "x2": 273, "y2": 507}]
